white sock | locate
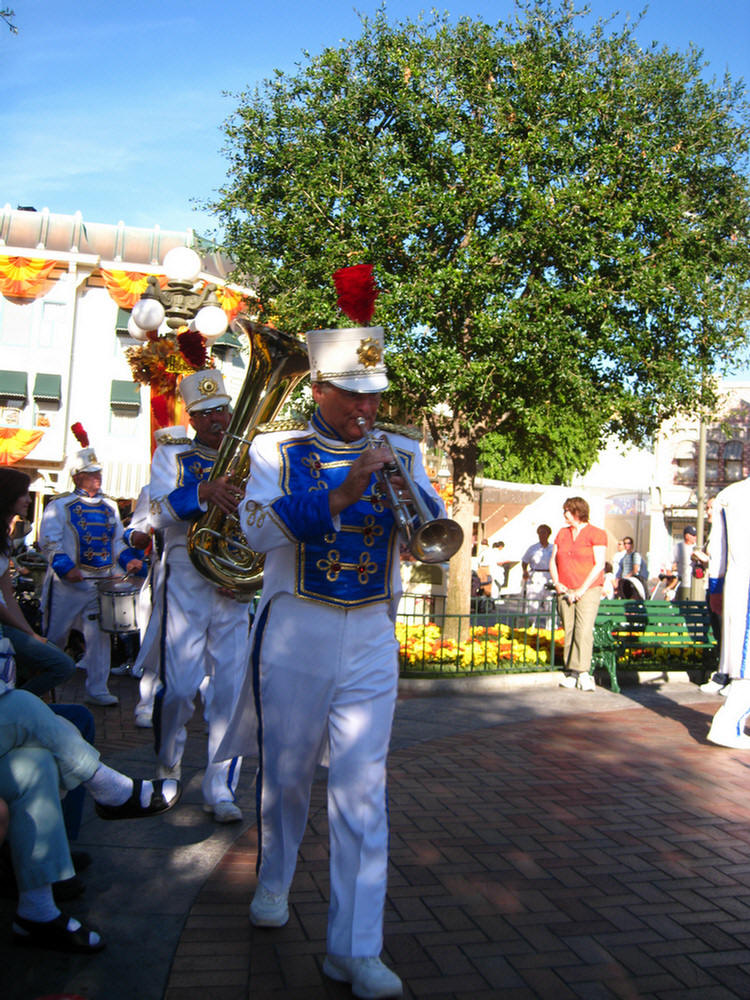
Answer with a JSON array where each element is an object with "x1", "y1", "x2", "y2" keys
[
  {"x1": 16, "y1": 885, "x2": 60, "y2": 923},
  {"x1": 84, "y1": 763, "x2": 133, "y2": 806},
  {"x1": 86, "y1": 765, "x2": 179, "y2": 808}
]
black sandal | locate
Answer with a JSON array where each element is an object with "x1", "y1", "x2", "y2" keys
[
  {"x1": 12, "y1": 912, "x2": 105, "y2": 953},
  {"x1": 94, "y1": 778, "x2": 181, "y2": 820}
]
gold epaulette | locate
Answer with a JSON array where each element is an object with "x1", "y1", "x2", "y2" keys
[
  {"x1": 159, "y1": 435, "x2": 192, "y2": 446},
  {"x1": 255, "y1": 419, "x2": 309, "y2": 434},
  {"x1": 375, "y1": 421, "x2": 422, "y2": 441}
]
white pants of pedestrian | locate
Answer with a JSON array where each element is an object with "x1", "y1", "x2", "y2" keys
[
  {"x1": 254, "y1": 592, "x2": 399, "y2": 958},
  {"x1": 44, "y1": 577, "x2": 111, "y2": 697},
  {"x1": 153, "y1": 548, "x2": 248, "y2": 806}
]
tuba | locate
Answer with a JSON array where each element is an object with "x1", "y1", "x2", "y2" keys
[{"x1": 186, "y1": 317, "x2": 309, "y2": 593}]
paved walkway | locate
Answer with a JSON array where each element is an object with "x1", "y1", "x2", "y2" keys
[{"x1": 5, "y1": 668, "x2": 750, "y2": 1000}]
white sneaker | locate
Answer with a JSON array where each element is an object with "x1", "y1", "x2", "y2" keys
[
  {"x1": 110, "y1": 663, "x2": 131, "y2": 676},
  {"x1": 559, "y1": 675, "x2": 577, "y2": 689},
  {"x1": 84, "y1": 691, "x2": 119, "y2": 706},
  {"x1": 134, "y1": 712, "x2": 152, "y2": 728},
  {"x1": 204, "y1": 800, "x2": 243, "y2": 824},
  {"x1": 701, "y1": 677, "x2": 729, "y2": 696},
  {"x1": 578, "y1": 673, "x2": 596, "y2": 692},
  {"x1": 323, "y1": 954, "x2": 403, "y2": 999},
  {"x1": 249, "y1": 884, "x2": 289, "y2": 927}
]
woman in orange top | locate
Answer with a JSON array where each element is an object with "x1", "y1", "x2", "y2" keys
[{"x1": 550, "y1": 497, "x2": 607, "y2": 691}]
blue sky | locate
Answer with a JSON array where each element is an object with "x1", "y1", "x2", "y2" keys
[{"x1": 1, "y1": 0, "x2": 747, "y2": 240}]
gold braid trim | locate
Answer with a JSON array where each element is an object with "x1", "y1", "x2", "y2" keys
[
  {"x1": 157, "y1": 435, "x2": 192, "y2": 446},
  {"x1": 255, "y1": 419, "x2": 309, "y2": 434},
  {"x1": 375, "y1": 420, "x2": 422, "y2": 441}
]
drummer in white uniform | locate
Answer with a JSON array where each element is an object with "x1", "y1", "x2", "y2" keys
[{"x1": 39, "y1": 443, "x2": 142, "y2": 706}]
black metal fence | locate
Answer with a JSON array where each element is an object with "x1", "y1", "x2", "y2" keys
[{"x1": 396, "y1": 595, "x2": 562, "y2": 676}]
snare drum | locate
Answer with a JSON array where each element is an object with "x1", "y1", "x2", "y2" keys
[{"x1": 96, "y1": 578, "x2": 141, "y2": 634}]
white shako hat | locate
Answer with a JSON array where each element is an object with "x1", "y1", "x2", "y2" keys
[
  {"x1": 306, "y1": 326, "x2": 389, "y2": 393},
  {"x1": 69, "y1": 447, "x2": 102, "y2": 475},
  {"x1": 178, "y1": 369, "x2": 231, "y2": 413}
]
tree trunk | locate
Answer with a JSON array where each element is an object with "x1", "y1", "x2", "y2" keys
[{"x1": 443, "y1": 435, "x2": 476, "y2": 641}]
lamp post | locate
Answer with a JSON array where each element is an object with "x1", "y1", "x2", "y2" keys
[
  {"x1": 128, "y1": 246, "x2": 230, "y2": 442},
  {"x1": 128, "y1": 246, "x2": 229, "y2": 342}
]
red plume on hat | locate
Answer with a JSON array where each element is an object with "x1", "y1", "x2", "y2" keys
[
  {"x1": 333, "y1": 264, "x2": 380, "y2": 326},
  {"x1": 70, "y1": 422, "x2": 89, "y2": 448}
]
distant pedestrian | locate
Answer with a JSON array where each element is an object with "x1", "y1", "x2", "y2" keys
[{"x1": 550, "y1": 497, "x2": 606, "y2": 692}]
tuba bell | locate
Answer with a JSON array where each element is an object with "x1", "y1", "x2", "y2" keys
[{"x1": 186, "y1": 317, "x2": 309, "y2": 593}]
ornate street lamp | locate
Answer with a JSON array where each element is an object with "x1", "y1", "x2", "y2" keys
[{"x1": 128, "y1": 246, "x2": 229, "y2": 343}]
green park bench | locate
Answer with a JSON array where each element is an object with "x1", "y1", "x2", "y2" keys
[{"x1": 590, "y1": 598, "x2": 718, "y2": 694}]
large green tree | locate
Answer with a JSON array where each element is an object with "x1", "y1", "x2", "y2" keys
[{"x1": 212, "y1": 1, "x2": 750, "y2": 615}]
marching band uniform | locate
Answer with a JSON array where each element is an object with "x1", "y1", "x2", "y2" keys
[
  {"x1": 149, "y1": 375, "x2": 249, "y2": 819},
  {"x1": 124, "y1": 427, "x2": 184, "y2": 728},
  {"x1": 706, "y1": 476, "x2": 750, "y2": 748},
  {"x1": 219, "y1": 325, "x2": 443, "y2": 987},
  {"x1": 39, "y1": 447, "x2": 135, "y2": 705}
]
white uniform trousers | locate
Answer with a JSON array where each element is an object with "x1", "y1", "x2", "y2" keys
[
  {"x1": 153, "y1": 548, "x2": 248, "y2": 806},
  {"x1": 44, "y1": 577, "x2": 111, "y2": 698},
  {"x1": 134, "y1": 559, "x2": 165, "y2": 719},
  {"x1": 254, "y1": 592, "x2": 399, "y2": 958}
]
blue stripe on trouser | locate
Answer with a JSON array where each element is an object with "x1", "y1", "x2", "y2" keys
[
  {"x1": 152, "y1": 561, "x2": 171, "y2": 756},
  {"x1": 251, "y1": 601, "x2": 272, "y2": 874}
]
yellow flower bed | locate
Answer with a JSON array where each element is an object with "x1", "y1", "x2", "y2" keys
[{"x1": 395, "y1": 621, "x2": 566, "y2": 672}]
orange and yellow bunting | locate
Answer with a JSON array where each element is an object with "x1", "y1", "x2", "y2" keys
[
  {"x1": 100, "y1": 270, "x2": 169, "y2": 309},
  {"x1": 0, "y1": 257, "x2": 58, "y2": 298},
  {"x1": 214, "y1": 285, "x2": 247, "y2": 323},
  {"x1": 0, "y1": 428, "x2": 44, "y2": 465}
]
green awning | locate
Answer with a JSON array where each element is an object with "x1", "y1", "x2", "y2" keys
[
  {"x1": 115, "y1": 307, "x2": 131, "y2": 335},
  {"x1": 0, "y1": 370, "x2": 28, "y2": 401},
  {"x1": 33, "y1": 373, "x2": 62, "y2": 402},
  {"x1": 212, "y1": 330, "x2": 241, "y2": 349},
  {"x1": 110, "y1": 380, "x2": 141, "y2": 409}
]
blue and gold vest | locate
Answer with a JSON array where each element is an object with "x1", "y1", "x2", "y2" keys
[
  {"x1": 274, "y1": 428, "x2": 416, "y2": 608},
  {"x1": 65, "y1": 493, "x2": 117, "y2": 570}
]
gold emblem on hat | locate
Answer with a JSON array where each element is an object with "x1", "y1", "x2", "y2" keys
[
  {"x1": 198, "y1": 377, "x2": 218, "y2": 397},
  {"x1": 357, "y1": 338, "x2": 382, "y2": 369}
]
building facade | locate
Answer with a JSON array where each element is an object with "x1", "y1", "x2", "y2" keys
[{"x1": 0, "y1": 205, "x2": 249, "y2": 531}]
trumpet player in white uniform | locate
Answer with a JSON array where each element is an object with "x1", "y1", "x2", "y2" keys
[{"x1": 219, "y1": 324, "x2": 449, "y2": 999}]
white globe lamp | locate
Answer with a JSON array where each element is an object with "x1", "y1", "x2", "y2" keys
[
  {"x1": 163, "y1": 246, "x2": 202, "y2": 283},
  {"x1": 131, "y1": 297, "x2": 166, "y2": 332},
  {"x1": 194, "y1": 304, "x2": 229, "y2": 343}
]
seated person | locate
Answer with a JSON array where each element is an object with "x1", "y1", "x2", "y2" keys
[
  {"x1": 0, "y1": 686, "x2": 181, "y2": 953},
  {"x1": 0, "y1": 468, "x2": 75, "y2": 697}
]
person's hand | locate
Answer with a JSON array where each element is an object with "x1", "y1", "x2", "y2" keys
[
  {"x1": 199, "y1": 476, "x2": 243, "y2": 515},
  {"x1": 130, "y1": 530, "x2": 151, "y2": 550},
  {"x1": 125, "y1": 558, "x2": 143, "y2": 574},
  {"x1": 64, "y1": 567, "x2": 84, "y2": 582},
  {"x1": 329, "y1": 445, "x2": 391, "y2": 516}
]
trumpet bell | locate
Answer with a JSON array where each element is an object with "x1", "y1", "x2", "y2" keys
[{"x1": 410, "y1": 518, "x2": 464, "y2": 564}]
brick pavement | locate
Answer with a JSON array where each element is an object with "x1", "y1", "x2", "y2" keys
[
  {"x1": 6, "y1": 669, "x2": 750, "y2": 999},
  {"x1": 165, "y1": 688, "x2": 750, "y2": 1000}
]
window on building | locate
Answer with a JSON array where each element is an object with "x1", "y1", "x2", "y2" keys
[
  {"x1": 38, "y1": 302, "x2": 66, "y2": 350},
  {"x1": 673, "y1": 440, "x2": 696, "y2": 484},
  {"x1": 724, "y1": 439, "x2": 744, "y2": 483},
  {"x1": 706, "y1": 439, "x2": 721, "y2": 483}
]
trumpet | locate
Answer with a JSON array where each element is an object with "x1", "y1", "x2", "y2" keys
[{"x1": 357, "y1": 418, "x2": 463, "y2": 564}]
